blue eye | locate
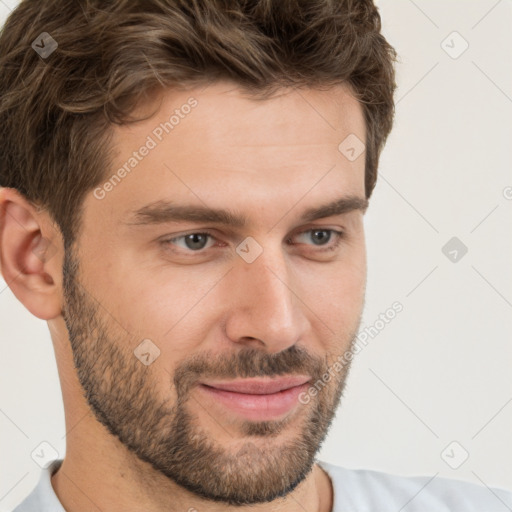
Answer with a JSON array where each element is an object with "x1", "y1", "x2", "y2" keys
[
  {"x1": 291, "y1": 229, "x2": 344, "y2": 251},
  {"x1": 165, "y1": 232, "x2": 215, "y2": 252},
  {"x1": 161, "y1": 229, "x2": 345, "y2": 255}
]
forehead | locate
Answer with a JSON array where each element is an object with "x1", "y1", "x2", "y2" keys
[
  {"x1": 201, "y1": 81, "x2": 357, "y2": 128},
  {"x1": 114, "y1": 80, "x2": 365, "y2": 155},
  {"x1": 89, "y1": 81, "x2": 366, "y2": 230}
]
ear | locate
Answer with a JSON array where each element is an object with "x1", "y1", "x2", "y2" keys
[{"x1": 0, "y1": 187, "x2": 63, "y2": 319}]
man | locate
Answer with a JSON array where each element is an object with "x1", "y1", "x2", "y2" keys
[{"x1": 0, "y1": 1, "x2": 510, "y2": 511}]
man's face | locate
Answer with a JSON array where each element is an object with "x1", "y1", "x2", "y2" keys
[{"x1": 61, "y1": 81, "x2": 367, "y2": 505}]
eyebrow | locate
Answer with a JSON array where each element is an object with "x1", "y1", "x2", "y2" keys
[{"x1": 125, "y1": 195, "x2": 369, "y2": 228}]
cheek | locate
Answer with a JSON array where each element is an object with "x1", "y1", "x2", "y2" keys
[
  {"x1": 99, "y1": 261, "x2": 222, "y2": 350},
  {"x1": 320, "y1": 267, "x2": 365, "y2": 320},
  {"x1": 86, "y1": 233, "x2": 366, "y2": 354},
  {"x1": 307, "y1": 250, "x2": 366, "y2": 330}
]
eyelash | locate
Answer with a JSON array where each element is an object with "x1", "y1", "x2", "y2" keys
[{"x1": 161, "y1": 229, "x2": 345, "y2": 256}]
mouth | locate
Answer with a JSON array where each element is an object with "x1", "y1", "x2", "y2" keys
[
  {"x1": 200, "y1": 376, "x2": 311, "y2": 394},
  {"x1": 197, "y1": 376, "x2": 311, "y2": 421}
]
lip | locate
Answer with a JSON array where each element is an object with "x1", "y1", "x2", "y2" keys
[
  {"x1": 199, "y1": 376, "x2": 311, "y2": 394},
  {"x1": 197, "y1": 376, "x2": 311, "y2": 421}
]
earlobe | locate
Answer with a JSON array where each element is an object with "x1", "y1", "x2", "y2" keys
[{"x1": 0, "y1": 187, "x2": 62, "y2": 320}]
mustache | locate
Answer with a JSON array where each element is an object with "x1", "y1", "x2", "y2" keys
[{"x1": 173, "y1": 344, "x2": 327, "y2": 398}]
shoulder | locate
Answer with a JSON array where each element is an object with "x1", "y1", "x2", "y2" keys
[
  {"x1": 11, "y1": 459, "x2": 65, "y2": 512},
  {"x1": 317, "y1": 460, "x2": 512, "y2": 512}
]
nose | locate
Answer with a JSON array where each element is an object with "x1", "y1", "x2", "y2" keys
[{"x1": 223, "y1": 244, "x2": 310, "y2": 353}]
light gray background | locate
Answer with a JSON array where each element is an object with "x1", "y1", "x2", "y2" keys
[{"x1": 1, "y1": 0, "x2": 511, "y2": 510}]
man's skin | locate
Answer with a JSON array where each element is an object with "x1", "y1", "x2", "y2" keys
[{"x1": 0, "y1": 80, "x2": 368, "y2": 512}]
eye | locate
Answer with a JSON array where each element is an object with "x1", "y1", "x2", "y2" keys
[
  {"x1": 161, "y1": 228, "x2": 345, "y2": 255},
  {"x1": 289, "y1": 229, "x2": 345, "y2": 252},
  {"x1": 163, "y1": 231, "x2": 217, "y2": 252}
]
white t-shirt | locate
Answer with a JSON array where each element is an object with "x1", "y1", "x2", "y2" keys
[{"x1": 12, "y1": 458, "x2": 512, "y2": 512}]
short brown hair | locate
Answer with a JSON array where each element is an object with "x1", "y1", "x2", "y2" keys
[{"x1": 0, "y1": 0, "x2": 397, "y2": 246}]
